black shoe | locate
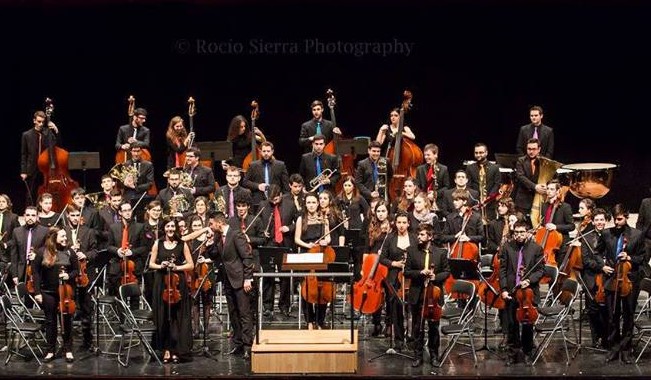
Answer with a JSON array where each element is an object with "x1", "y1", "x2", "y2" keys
[
  {"x1": 621, "y1": 351, "x2": 632, "y2": 364},
  {"x1": 172, "y1": 355, "x2": 180, "y2": 364},
  {"x1": 242, "y1": 350, "x2": 251, "y2": 360},
  {"x1": 371, "y1": 324, "x2": 382, "y2": 337},
  {"x1": 523, "y1": 353, "x2": 533, "y2": 365},
  {"x1": 412, "y1": 358, "x2": 423, "y2": 367},
  {"x1": 65, "y1": 352, "x2": 74, "y2": 363},
  {"x1": 431, "y1": 357, "x2": 441, "y2": 367},
  {"x1": 605, "y1": 350, "x2": 618, "y2": 363},
  {"x1": 394, "y1": 343, "x2": 404, "y2": 352},
  {"x1": 226, "y1": 346, "x2": 244, "y2": 356}
]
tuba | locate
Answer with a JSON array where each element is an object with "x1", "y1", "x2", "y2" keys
[
  {"x1": 530, "y1": 157, "x2": 563, "y2": 227},
  {"x1": 109, "y1": 163, "x2": 138, "y2": 185}
]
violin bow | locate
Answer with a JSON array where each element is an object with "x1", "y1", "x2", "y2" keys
[
  {"x1": 244, "y1": 206, "x2": 266, "y2": 234},
  {"x1": 315, "y1": 217, "x2": 350, "y2": 244},
  {"x1": 509, "y1": 254, "x2": 546, "y2": 295}
]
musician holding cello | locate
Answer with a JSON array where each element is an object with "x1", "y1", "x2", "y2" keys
[
  {"x1": 538, "y1": 180, "x2": 574, "y2": 260},
  {"x1": 603, "y1": 204, "x2": 645, "y2": 364},
  {"x1": 148, "y1": 217, "x2": 194, "y2": 363},
  {"x1": 20, "y1": 109, "x2": 60, "y2": 208},
  {"x1": 32, "y1": 227, "x2": 79, "y2": 363},
  {"x1": 499, "y1": 220, "x2": 544, "y2": 366},
  {"x1": 405, "y1": 223, "x2": 450, "y2": 367}
]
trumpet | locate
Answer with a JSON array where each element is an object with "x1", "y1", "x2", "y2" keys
[{"x1": 308, "y1": 168, "x2": 337, "y2": 192}]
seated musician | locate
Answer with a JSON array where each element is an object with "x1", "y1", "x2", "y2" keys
[
  {"x1": 156, "y1": 168, "x2": 194, "y2": 217},
  {"x1": 439, "y1": 170, "x2": 479, "y2": 216},
  {"x1": 499, "y1": 220, "x2": 545, "y2": 365},
  {"x1": 538, "y1": 179, "x2": 575, "y2": 263},
  {"x1": 391, "y1": 177, "x2": 420, "y2": 214},
  {"x1": 440, "y1": 189, "x2": 484, "y2": 250},
  {"x1": 183, "y1": 147, "x2": 217, "y2": 199},
  {"x1": 405, "y1": 223, "x2": 450, "y2": 367}
]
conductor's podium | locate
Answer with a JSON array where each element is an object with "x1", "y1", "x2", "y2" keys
[{"x1": 251, "y1": 329, "x2": 358, "y2": 373}]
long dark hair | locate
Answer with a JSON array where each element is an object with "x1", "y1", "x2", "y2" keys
[{"x1": 227, "y1": 115, "x2": 250, "y2": 142}]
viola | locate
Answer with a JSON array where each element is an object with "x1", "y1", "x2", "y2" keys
[
  {"x1": 607, "y1": 236, "x2": 632, "y2": 299},
  {"x1": 594, "y1": 273, "x2": 606, "y2": 305},
  {"x1": 421, "y1": 262, "x2": 442, "y2": 322},
  {"x1": 25, "y1": 248, "x2": 36, "y2": 294},
  {"x1": 36, "y1": 98, "x2": 80, "y2": 213},
  {"x1": 163, "y1": 255, "x2": 182, "y2": 305},
  {"x1": 386, "y1": 90, "x2": 424, "y2": 201},
  {"x1": 351, "y1": 252, "x2": 388, "y2": 314},
  {"x1": 193, "y1": 244, "x2": 212, "y2": 293},
  {"x1": 58, "y1": 268, "x2": 76, "y2": 339},
  {"x1": 77, "y1": 257, "x2": 90, "y2": 288},
  {"x1": 478, "y1": 252, "x2": 506, "y2": 310},
  {"x1": 242, "y1": 100, "x2": 262, "y2": 173},
  {"x1": 121, "y1": 248, "x2": 138, "y2": 285},
  {"x1": 515, "y1": 287, "x2": 538, "y2": 324}
]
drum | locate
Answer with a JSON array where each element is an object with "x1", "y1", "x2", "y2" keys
[{"x1": 561, "y1": 163, "x2": 618, "y2": 199}]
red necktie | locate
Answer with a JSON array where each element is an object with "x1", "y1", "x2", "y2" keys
[
  {"x1": 426, "y1": 165, "x2": 434, "y2": 191},
  {"x1": 274, "y1": 205, "x2": 283, "y2": 244},
  {"x1": 240, "y1": 217, "x2": 246, "y2": 232},
  {"x1": 121, "y1": 223, "x2": 129, "y2": 249},
  {"x1": 544, "y1": 204, "x2": 554, "y2": 224}
]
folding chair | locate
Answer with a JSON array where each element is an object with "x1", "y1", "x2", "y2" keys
[
  {"x1": 1, "y1": 295, "x2": 43, "y2": 365},
  {"x1": 531, "y1": 278, "x2": 578, "y2": 366},
  {"x1": 119, "y1": 283, "x2": 153, "y2": 323},
  {"x1": 540, "y1": 265, "x2": 559, "y2": 307},
  {"x1": 114, "y1": 296, "x2": 161, "y2": 367},
  {"x1": 634, "y1": 278, "x2": 651, "y2": 363},
  {"x1": 14, "y1": 283, "x2": 45, "y2": 324},
  {"x1": 437, "y1": 279, "x2": 478, "y2": 367}
]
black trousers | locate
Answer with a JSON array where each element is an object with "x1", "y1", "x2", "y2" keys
[
  {"x1": 410, "y1": 303, "x2": 440, "y2": 359},
  {"x1": 504, "y1": 298, "x2": 534, "y2": 355},
  {"x1": 223, "y1": 280, "x2": 253, "y2": 350},
  {"x1": 584, "y1": 286, "x2": 607, "y2": 345},
  {"x1": 76, "y1": 285, "x2": 93, "y2": 346},
  {"x1": 605, "y1": 282, "x2": 638, "y2": 352},
  {"x1": 41, "y1": 291, "x2": 73, "y2": 353}
]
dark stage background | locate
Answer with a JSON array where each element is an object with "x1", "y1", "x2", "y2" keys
[{"x1": 2, "y1": 1, "x2": 650, "y2": 214}]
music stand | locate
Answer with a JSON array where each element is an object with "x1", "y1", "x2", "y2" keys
[
  {"x1": 474, "y1": 265, "x2": 503, "y2": 358},
  {"x1": 494, "y1": 153, "x2": 520, "y2": 169},
  {"x1": 449, "y1": 259, "x2": 480, "y2": 282},
  {"x1": 196, "y1": 141, "x2": 233, "y2": 163},
  {"x1": 69, "y1": 151, "x2": 100, "y2": 190},
  {"x1": 336, "y1": 138, "x2": 369, "y2": 157}
]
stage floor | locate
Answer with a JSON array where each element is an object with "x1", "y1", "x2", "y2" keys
[{"x1": 2, "y1": 308, "x2": 650, "y2": 380}]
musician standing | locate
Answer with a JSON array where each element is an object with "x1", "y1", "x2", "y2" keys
[
  {"x1": 375, "y1": 108, "x2": 416, "y2": 156},
  {"x1": 466, "y1": 143, "x2": 501, "y2": 223},
  {"x1": 603, "y1": 204, "x2": 645, "y2": 364},
  {"x1": 516, "y1": 105, "x2": 554, "y2": 159},
  {"x1": 183, "y1": 147, "x2": 216, "y2": 199},
  {"x1": 0, "y1": 194, "x2": 21, "y2": 272},
  {"x1": 499, "y1": 220, "x2": 544, "y2": 365},
  {"x1": 513, "y1": 138, "x2": 546, "y2": 224},
  {"x1": 165, "y1": 116, "x2": 193, "y2": 170},
  {"x1": 539, "y1": 180, "x2": 575, "y2": 262},
  {"x1": 298, "y1": 100, "x2": 340, "y2": 153},
  {"x1": 299, "y1": 135, "x2": 340, "y2": 194},
  {"x1": 10, "y1": 206, "x2": 49, "y2": 287},
  {"x1": 20, "y1": 110, "x2": 60, "y2": 208},
  {"x1": 156, "y1": 169, "x2": 194, "y2": 217},
  {"x1": 355, "y1": 140, "x2": 392, "y2": 203},
  {"x1": 215, "y1": 166, "x2": 251, "y2": 218},
  {"x1": 242, "y1": 141, "x2": 290, "y2": 209},
  {"x1": 123, "y1": 144, "x2": 156, "y2": 219},
  {"x1": 405, "y1": 223, "x2": 449, "y2": 367},
  {"x1": 115, "y1": 107, "x2": 150, "y2": 161},
  {"x1": 415, "y1": 143, "x2": 450, "y2": 213}
]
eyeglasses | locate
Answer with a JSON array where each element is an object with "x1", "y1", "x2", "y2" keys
[{"x1": 68, "y1": 214, "x2": 81, "y2": 217}]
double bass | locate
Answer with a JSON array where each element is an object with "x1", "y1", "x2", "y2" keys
[
  {"x1": 176, "y1": 96, "x2": 197, "y2": 169},
  {"x1": 386, "y1": 90, "x2": 424, "y2": 201},
  {"x1": 37, "y1": 98, "x2": 80, "y2": 213},
  {"x1": 115, "y1": 95, "x2": 153, "y2": 164},
  {"x1": 324, "y1": 89, "x2": 355, "y2": 194},
  {"x1": 242, "y1": 100, "x2": 262, "y2": 173}
]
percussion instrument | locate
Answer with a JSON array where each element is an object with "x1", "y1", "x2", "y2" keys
[{"x1": 561, "y1": 163, "x2": 617, "y2": 199}]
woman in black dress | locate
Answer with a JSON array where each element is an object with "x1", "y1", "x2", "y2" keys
[{"x1": 148, "y1": 217, "x2": 194, "y2": 363}]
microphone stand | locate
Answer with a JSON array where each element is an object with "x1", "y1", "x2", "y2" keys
[{"x1": 192, "y1": 266, "x2": 220, "y2": 360}]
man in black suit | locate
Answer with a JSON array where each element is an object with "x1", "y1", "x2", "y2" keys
[
  {"x1": 538, "y1": 180, "x2": 575, "y2": 257},
  {"x1": 106, "y1": 201, "x2": 148, "y2": 309},
  {"x1": 0, "y1": 194, "x2": 21, "y2": 269},
  {"x1": 516, "y1": 105, "x2": 554, "y2": 159},
  {"x1": 299, "y1": 135, "x2": 340, "y2": 194},
  {"x1": 20, "y1": 110, "x2": 60, "y2": 208},
  {"x1": 215, "y1": 166, "x2": 252, "y2": 218},
  {"x1": 208, "y1": 211, "x2": 255, "y2": 359},
  {"x1": 156, "y1": 168, "x2": 194, "y2": 216},
  {"x1": 64, "y1": 204, "x2": 99, "y2": 349},
  {"x1": 415, "y1": 143, "x2": 451, "y2": 213},
  {"x1": 405, "y1": 223, "x2": 450, "y2": 367},
  {"x1": 466, "y1": 143, "x2": 501, "y2": 223},
  {"x1": 182, "y1": 147, "x2": 216, "y2": 199},
  {"x1": 242, "y1": 141, "x2": 290, "y2": 209},
  {"x1": 9, "y1": 206, "x2": 49, "y2": 286},
  {"x1": 123, "y1": 144, "x2": 156, "y2": 220},
  {"x1": 439, "y1": 170, "x2": 479, "y2": 216},
  {"x1": 115, "y1": 107, "x2": 151, "y2": 160},
  {"x1": 355, "y1": 140, "x2": 393, "y2": 202},
  {"x1": 513, "y1": 138, "x2": 546, "y2": 223},
  {"x1": 298, "y1": 100, "x2": 341, "y2": 153},
  {"x1": 98, "y1": 190, "x2": 123, "y2": 247},
  {"x1": 67, "y1": 188, "x2": 103, "y2": 233},
  {"x1": 499, "y1": 220, "x2": 545, "y2": 365}
]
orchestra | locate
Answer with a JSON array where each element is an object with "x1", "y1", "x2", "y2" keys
[{"x1": 4, "y1": 92, "x2": 647, "y2": 371}]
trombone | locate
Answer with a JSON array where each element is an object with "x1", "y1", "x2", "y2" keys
[{"x1": 308, "y1": 168, "x2": 337, "y2": 193}]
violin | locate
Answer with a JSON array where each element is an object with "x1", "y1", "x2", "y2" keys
[
  {"x1": 75, "y1": 238, "x2": 90, "y2": 287},
  {"x1": 606, "y1": 236, "x2": 632, "y2": 299},
  {"x1": 242, "y1": 100, "x2": 262, "y2": 173},
  {"x1": 515, "y1": 287, "x2": 539, "y2": 324},
  {"x1": 421, "y1": 261, "x2": 442, "y2": 322},
  {"x1": 58, "y1": 267, "x2": 76, "y2": 336},
  {"x1": 594, "y1": 272, "x2": 606, "y2": 305},
  {"x1": 193, "y1": 243, "x2": 212, "y2": 293},
  {"x1": 36, "y1": 98, "x2": 80, "y2": 213},
  {"x1": 25, "y1": 247, "x2": 36, "y2": 294},
  {"x1": 386, "y1": 90, "x2": 424, "y2": 201},
  {"x1": 163, "y1": 254, "x2": 182, "y2": 305},
  {"x1": 121, "y1": 240, "x2": 138, "y2": 285}
]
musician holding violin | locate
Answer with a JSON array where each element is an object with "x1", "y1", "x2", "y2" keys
[
  {"x1": 299, "y1": 100, "x2": 341, "y2": 154},
  {"x1": 414, "y1": 143, "x2": 450, "y2": 213},
  {"x1": 64, "y1": 204, "x2": 99, "y2": 350},
  {"x1": 149, "y1": 218, "x2": 194, "y2": 363},
  {"x1": 499, "y1": 220, "x2": 544, "y2": 366},
  {"x1": 10, "y1": 206, "x2": 48, "y2": 292},
  {"x1": 20, "y1": 109, "x2": 60, "y2": 208},
  {"x1": 603, "y1": 204, "x2": 645, "y2": 364},
  {"x1": 32, "y1": 227, "x2": 79, "y2": 363},
  {"x1": 294, "y1": 193, "x2": 332, "y2": 330},
  {"x1": 405, "y1": 223, "x2": 450, "y2": 367},
  {"x1": 185, "y1": 215, "x2": 215, "y2": 338}
]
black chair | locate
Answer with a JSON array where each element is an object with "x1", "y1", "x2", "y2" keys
[
  {"x1": 114, "y1": 296, "x2": 161, "y2": 367},
  {"x1": 634, "y1": 278, "x2": 651, "y2": 363},
  {"x1": 0, "y1": 295, "x2": 43, "y2": 366},
  {"x1": 437, "y1": 280, "x2": 478, "y2": 367}
]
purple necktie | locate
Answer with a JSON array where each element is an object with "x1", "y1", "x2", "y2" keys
[
  {"x1": 515, "y1": 246, "x2": 524, "y2": 286},
  {"x1": 229, "y1": 189, "x2": 235, "y2": 218},
  {"x1": 533, "y1": 127, "x2": 539, "y2": 140}
]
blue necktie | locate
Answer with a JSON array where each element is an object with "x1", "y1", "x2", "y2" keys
[
  {"x1": 372, "y1": 162, "x2": 378, "y2": 184},
  {"x1": 264, "y1": 162, "x2": 270, "y2": 197},
  {"x1": 316, "y1": 121, "x2": 322, "y2": 136},
  {"x1": 315, "y1": 155, "x2": 323, "y2": 192},
  {"x1": 615, "y1": 234, "x2": 624, "y2": 261}
]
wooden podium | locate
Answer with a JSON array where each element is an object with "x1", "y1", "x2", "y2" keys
[
  {"x1": 252, "y1": 259, "x2": 357, "y2": 374},
  {"x1": 251, "y1": 329, "x2": 358, "y2": 374}
]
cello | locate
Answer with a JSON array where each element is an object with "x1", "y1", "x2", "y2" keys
[
  {"x1": 386, "y1": 90, "x2": 424, "y2": 201},
  {"x1": 37, "y1": 98, "x2": 80, "y2": 213},
  {"x1": 534, "y1": 200, "x2": 562, "y2": 284},
  {"x1": 443, "y1": 207, "x2": 480, "y2": 295},
  {"x1": 352, "y1": 234, "x2": 389, "y2": 314},
  {"x1": 478, "y1": 251, "x2": 506, "y2": 310},
  {"x1": 241, "y1": 100, "x2": 262, "y2": 173}
]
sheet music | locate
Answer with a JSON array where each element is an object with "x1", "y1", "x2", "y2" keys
[{"x1": 285, "y1": 253, "x2": 323, "y2": 264}]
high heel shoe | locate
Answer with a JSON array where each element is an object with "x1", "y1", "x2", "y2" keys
[
  {"x1": 163, "y1": 351, "x2": 171, "y2": 364},
  {"x1": 43, "y1": 352, "x2": 55, "y2": 363},
  {"x1": 172, "y1": 355, "x2": 180, "y2": 364},
  {"x1": 65, "y1": 352, "x2": 74, "y2": 363}
]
